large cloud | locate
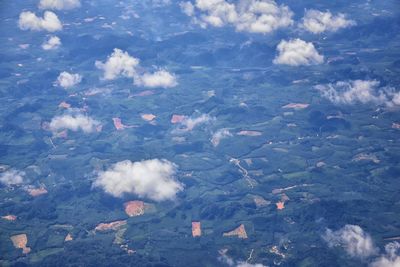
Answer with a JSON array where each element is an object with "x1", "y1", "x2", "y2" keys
[
  {"x1": 180, "y1": 0, "x2": 293, "y2": 34},
  {"x1": 96, "y1": 49, "x2": 178, "y2": 88},
  {"x1": 55, "y1": 71, "x2": 82, "y2": 88},
  {"x1": 39, "y1": 0, "x2": 81, "y2": 10},
  {"x1": 0, "y1": 169, "x2": 25, "y2": 186},
  {"x1": 370, "y1": 242, "x2": 400, "y2": 267},
  {"x1": 93, "y1": 159, "x2": 183, "y2": 201},
  {"x1": 134, "y1": 70, "x2": 178, "y2": 88},
  {"x1": 302, "y1": 9, "x2": 356, "y2": 34},
  {"x1": 18, "y1": 11, "x2": 62, "y2": 32},
  {"x1": 315, "y1": 80, "x2": 400, "y2": 107},
  {"x1": 323, "y1": 224, "x2": 378, "y2": 259},
  {"x1": 42, "y1": 36, "x2": 61, "y2": 50},
  {"x1": 273, "y1": 38, "x2": 324, "y2": 66},
  {"x1": 49, "y1": 112, "x2": 100, "y2": 133}
]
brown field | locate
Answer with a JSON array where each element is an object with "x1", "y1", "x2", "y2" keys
[
  {"x1": 192, "y1": 221, "x2": 201, "y2": 237},
  {"x1": 10, "y1": 234, "x2": 31, "y2": 254},
  {"x1": 95, "y1": 220, "x2": 127, "y2": 232},
  {"x1": 124, "y1": 201, "x2": 145, "y2": 217},
  {"x1": 223, "y1": 224, "x2": 248, "y2": 239}
]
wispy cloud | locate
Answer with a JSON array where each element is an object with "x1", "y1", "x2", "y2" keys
[
  {"x1": 173, "y1": 113, "x2": 215, "y2": 133},
  {"x1": 370, "y1": 242, "x2": 400, "y2": 267},
  {"x1": 219, "y1": 252, "x2": 266, "y2": 267},
  {"x1": 323, "y1": 224, "x2": 378, "y2": 259},
  {"x1": 211, "y1": 128, "x2": 232, "y2": 147},
  {"x1": 0, "y1": 169, "x2": 25, "y2": 186},
  {"x1": 39, "y1": 0, "x2": 81, "y2": 10},
  {"x1": 315, "y1": 80, "x2": 400, "y2": 107}
]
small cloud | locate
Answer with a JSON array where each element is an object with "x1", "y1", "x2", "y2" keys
[
  {"x1": 49, "y1": 112, "x2": 100, "y2": 133},
  {"x1": 42, "y1": 36, "x2": 61, "y2": 50},
  {"x1": 93, "y1": 159, "x2": 183, "y2": 201},
  {"x1": 39, "y1": 0, "x2": 81, "y2": 10},
  {"x1": 180, "y1": 1, "x2": 195, "y2": 16},
  {"x1": 301, "y1": 9, "x2": 356, "y2": 34},
  {"x1": 211, "y1": 128, "x2": 232, "y2": 147},
  {"x1": 218, "y1": 252, "x2": 266, "y2": 267},
  {"x1": 0, "y1": 169, "x2": 25, "y2": 186},
  {"x1": 273, "y1": 38, "x2": 324, "y2": 66},
  {"x1": 18, "y1": 11, "x2": 62, "y2": 32},
  {"x1": 134, "y1": 69, "x2": 178, "y2": 88},
  {"x1": 55, "y1": 71, "x2": 82, "y2": 88},
  {"x1": 370, "y1": 242, "x2": 400, "y2": 267},
  {"x1": 151, "y1": 0, "x2": 171, "y2": 7},
  {"x1": 174, "y1": 114, "x2": 214, "y2": 132},
  {"x1": 95, "y1": 48, "x2": 139, "y2": 80},
  {"x1": 180, "y1": 0, "x2": 293, "y2": 34},
  {"x1": 236, "y1": 262, "x2": 266, "y2": 267},
  {"x1": 322, "y1": 224, "x2": 378, "y2": 259},
  {"x1": 315, "y1": 80, "x2": 400, "y2": 107},
  {"x1": 96, "y1": 49, "x2": 177, "y2": 88}
]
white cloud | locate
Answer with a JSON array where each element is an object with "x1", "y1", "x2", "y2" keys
[
  {"x1": 93, "y1": 159, "x2": 183, "y2": 201},
  {"x1": 236, "y1": 263, "x2": 266, "y2": 267},
  {"x1": 176, "y1": 114, "x2": 214, "y2": 132},
  {"x1": 95, "y1": 48, "x2": 139, "y2": 80},
  {"x1": 18, "y1": 11, "x2": 62, "y2": 32},
  {"x1": 315, "y1": 80, "x2": 400, "y2": 107},
  {"x1": 211, "y1": 128, "x2": 232, "y2": 147},
  {"x1": 370, "y1": 242, "x2": 400, "y2": 267},
  {"x1": 49, "y1": 112, "x2": 100, "y2": 133},
  {"x1": 39, "y1": 0, "x2": 81, "y2": 10},
  {"x1": 96, "y1": 49, "x2": 178, "y2": 88},
  {"x1": 273, "y1": 38, "x2": 324, "y2": 66},
  {"x1": 323, "y1": 224, "x2": 378, "y2": 259},
  {"x1": 0, "y1": 169, "x2": 25, "y2": 186},
  {"x1": 55, "y1": 71, "x2": 82, "y2": 88},
  {"x1": 325, "y1": 226, "x2": 400, "y2": 266},
  {"x1": 134, "y1": 70, "x2": 178, "y2": 88},
  {"x1": 181, "y1": 0, "x2": 293, "y2": 34},
  {"x1": 302, "y1": 9, "x2": 356, "y2": 34},
  {"x1": 180, "y1": 1, "x2": 195, "y2": 16},
  {"x1": 219, "y1": 253, "x2": 266, "y2": 267},
  {"x1": 42, "y1": 36, "x2": 61, "y2": 50},
  {"x1": 152, "y1": 0, "x2": 171, "y2": 7}
]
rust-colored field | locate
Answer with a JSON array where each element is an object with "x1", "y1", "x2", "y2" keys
[
  {"x1": 171, "y1": 114, "x2": 186, "y2": 124},
  {"x1": 10, "y1": 234, "x2": 31, "y2": 254},
  {"x1": 27, "y1": 187, "x2": 48, "y2": 197},
  {"x1": 192, "y1": 221, "x2": 201, "y2": 237},
  {"x1": 223, "y1": 224, "x2": 248, "y2": 239},
  {"x1": 95, "y1": 220, "x2": 127, "y2": 232},
  {"x1": 2, "y1": 215, "x2": 17, "y2": 221},
  {"x1": 124, "y1": 201, "x2": 145, "y2": 217},
  {"x1": 141, "y1": 114, "x2": 156, "y2": 121}
]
